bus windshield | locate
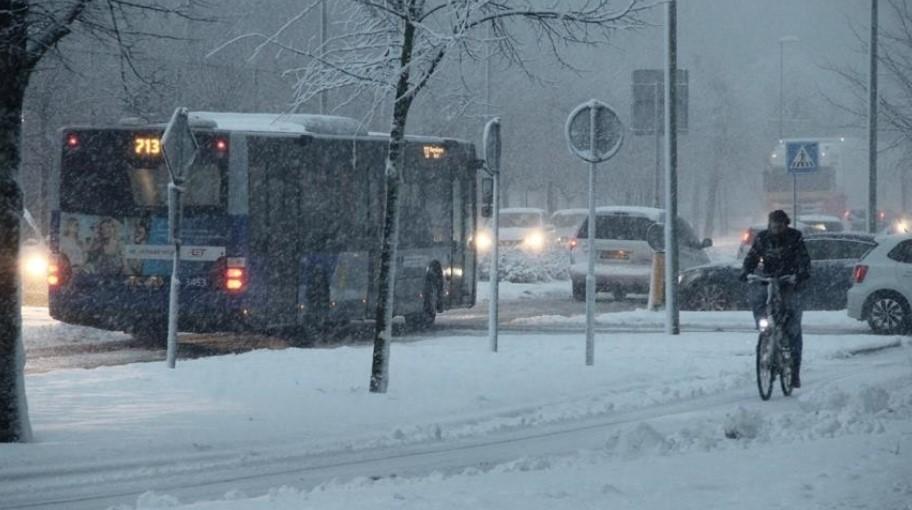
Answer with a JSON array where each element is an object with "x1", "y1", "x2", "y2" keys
[{"x1": 60, "y1": 130, "x2": 226, "y2": 216}]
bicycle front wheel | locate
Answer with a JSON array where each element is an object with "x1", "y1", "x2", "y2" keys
[{"x1": 756, "y1": 333, "x2": 774, "y2": 401}]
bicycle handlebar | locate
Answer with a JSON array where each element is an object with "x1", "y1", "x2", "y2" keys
[{"x1": 747, "y1": 274, "x2": 797, "y2": 285}]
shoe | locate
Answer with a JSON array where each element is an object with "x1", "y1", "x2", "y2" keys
[{"x1": 792, "y1": 372, "x2": 801, "y2": 388}]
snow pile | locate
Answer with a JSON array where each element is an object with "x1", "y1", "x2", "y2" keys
[
  {"x1": 722, "y1": 406, "x2": 765, "y2": 440},
  {"x1": 512, "y1": 308, "x2": 870, "y2": 333},
  {"x1": 605, "y1": 422, "x2": 671, "y2": 458},
  {"x1": 478, "y1": 246, "x2": 571, "y2": 283},
  {"x1": 123, "y1": 369, "x2": 912, "y2": 510}
]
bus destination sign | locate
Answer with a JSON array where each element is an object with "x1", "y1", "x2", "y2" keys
[
  {"x1": 134, "y1": 136, "x2": 162, "y2": 157},
  {"x1": 423, "y1": 145, "x2": 445, "y2": 160}
]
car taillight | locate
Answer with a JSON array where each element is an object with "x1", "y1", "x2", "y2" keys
[
  {"x1": 853, "y1": 264, "x2": 868, "y2": 284},
  {"x1": 48, "y1": 254, "x2": 71, "y2": 287},
  {"x1": 570, "y1": 238, "x2": 578, "y2": 249}
]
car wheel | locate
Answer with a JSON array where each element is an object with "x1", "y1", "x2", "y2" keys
[
  {"x1": 572, "y1": 279, "x2": 585, "y2": 301},
  {"x1": 687, "y1": 282, "x2": 733, "y2": 311},
  {"x1": 866, "y1": 292, "x2": 911, "y2": 335}
]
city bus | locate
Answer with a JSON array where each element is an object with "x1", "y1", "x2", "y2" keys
[{"x1": 48, "y1": 112, "x2": 479, "y2": 343}]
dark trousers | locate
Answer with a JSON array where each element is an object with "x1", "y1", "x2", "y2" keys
[{"x1": 750, "y1": 284, "x2": 803, "y2": 369}]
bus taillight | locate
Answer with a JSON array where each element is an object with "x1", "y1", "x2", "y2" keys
[
  {"x1": 48, "y1": 254, "x2": 71, "y2": 287},
  {"x1": 225, "y1": 266, "x2": 246, "y2": 292}
]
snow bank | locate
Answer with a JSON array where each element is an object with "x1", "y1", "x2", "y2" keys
[
  {"x1": 511, "y1": 308, "x2": 871, "y2": 333},
  {"x1": 478, "y1": 246, "x2": 571, "y2": 283},
  {"x1": 125, "y1": 367, "x2": 912, "y2": 510}
]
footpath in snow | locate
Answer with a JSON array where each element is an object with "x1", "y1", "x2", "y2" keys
[{"x1": 2, "y1": 323, "x2": 910, "y2": 509}]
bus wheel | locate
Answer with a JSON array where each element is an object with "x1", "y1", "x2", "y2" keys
[{"x1": 406, "y1": 277, "x2": 440, "y2": 331}]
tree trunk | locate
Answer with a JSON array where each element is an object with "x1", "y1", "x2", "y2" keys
[
  {"x1": 370, "y1": 16, "x2": 417, "y2": 394},
  {"x1": 0, "y1": 0, "x2": 33, "y2": 441}
]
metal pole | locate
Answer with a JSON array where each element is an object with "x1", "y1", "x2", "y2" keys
[
  {"x1": 166, "y1": 180, "x2": 183, "y2": 368},
  {"x1": 319, "y1": 0, "x2": 328, "y2": 114},
  {"x1": 779, "y1": 41, "x2": 784, "y2": 140},
  {"x1": 654, "y1": 83, "x2": 661, "y2": 208},
  {"x1": 489, "y1": 173, "x2": 499, "y2": 352},
  {"x1": 485, "y1": 22, "x2": 493, "y2": 118},
  {"x1": 664, "y1": 0, "x2": 680, "y2": 335},
  {"x1": 484, "y1": 118, "x2": 501, "y2": 353},
  {"x1": 585, "y1": 102, "x2": 597, "y2": 365},
  {"x1": 868, "y1": 0, "x2": 879, "y2": 234}
]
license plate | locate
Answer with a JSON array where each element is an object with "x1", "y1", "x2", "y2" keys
[{"x1": 599, "y1": 250, "x2": 630, "y2": 261}]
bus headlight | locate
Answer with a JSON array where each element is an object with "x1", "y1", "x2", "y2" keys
[
  {"x1": 523, "y1": 230, "x2": 546, "y2": 252},
  {"x1": 22, "y1": 252, "x2": 49, "y2": 279},
  {"x1": 476, "y1": 231, "x2": 493, "y2": 252}
]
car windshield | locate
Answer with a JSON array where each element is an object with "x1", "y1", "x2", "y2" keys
[
  {"x1": 500, "y1": 212, "x2": 542, "y2": 228},
  {"x1": 577, "y1": 215, "x2": 656, "y2": 240}
]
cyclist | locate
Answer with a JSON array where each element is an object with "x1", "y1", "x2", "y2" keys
[{"x1": 739, "y1": 210, "x2": 811, "y2": 388}]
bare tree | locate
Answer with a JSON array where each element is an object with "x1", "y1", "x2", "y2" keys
[
  {"x1": 231, "y1": 0, "x2": 646, "y2": 393},
  {"x1": 0, "y1": 0, "x2": 200, "y2": 443},
  {"x1": 826, "y1": 0, "x2": 912, "y2": 142}
]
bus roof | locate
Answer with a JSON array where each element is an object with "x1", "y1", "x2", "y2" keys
[{"x1": 187, "y1": 111, "x2": 370, "y2": 136}]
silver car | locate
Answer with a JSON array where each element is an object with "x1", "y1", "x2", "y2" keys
[{"x1": 569, "y1": 206, "x2": 711, "y2": 301}]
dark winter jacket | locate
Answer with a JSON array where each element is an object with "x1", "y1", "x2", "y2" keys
[{"x1": 740, "y1": 227, "x2": 811, "y2": 282}]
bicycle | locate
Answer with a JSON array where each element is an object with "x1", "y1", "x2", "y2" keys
[{"x1": 747, "y1": 274, "x2": 795, "y2": 401}]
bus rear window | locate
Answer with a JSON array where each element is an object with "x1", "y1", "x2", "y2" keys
[{"x1": 60, "y1": 130, "x2": 225, "y2": 216}]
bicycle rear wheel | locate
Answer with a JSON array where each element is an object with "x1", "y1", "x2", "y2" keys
[
  {"x1": 756, "y1": 333, "x2": 774, "y2": 401},
  {"x1": 779, "y1": 351, "x2": 793, "y2": 396}
]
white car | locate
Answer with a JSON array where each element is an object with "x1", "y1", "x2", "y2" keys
[
  {"x1": 847, "y1": 234, "x2": 912, "y2": 334},
  {"x1": 477, "y1": 207, "x2": 550, "y2": 254},
  {"x1": 798, "y1": 214, "x2": 846, "y2": 233},
  {"x1": 569, "y1": 206, "x2": 712, "y2": 301}
]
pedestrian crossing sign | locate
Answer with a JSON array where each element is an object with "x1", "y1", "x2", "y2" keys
[{"x1": 785, "y1": 141, "x2": 819, "y2": 174}]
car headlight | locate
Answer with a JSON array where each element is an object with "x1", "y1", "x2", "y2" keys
[
  {"x1": 522, "y1": 230, "x2": 546, "y2": 252},
  {"x1": 476, "y1": 231, "x2": 493, "y2": 252},
  {"x1": 758, "y1": 317, "x2": 770, "y2": 331},
  {"x1": 22, "y1": 252, "x2": 49, "y2": 279}
]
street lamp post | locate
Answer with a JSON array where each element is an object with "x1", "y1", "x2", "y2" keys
[{"x1": 779, "y1": 35, "x2": 799, "y2": 220}]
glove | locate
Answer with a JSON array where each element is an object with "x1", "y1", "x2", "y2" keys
[{"x1": 784, "y1": 274, "x2": 798, "y2": 285}]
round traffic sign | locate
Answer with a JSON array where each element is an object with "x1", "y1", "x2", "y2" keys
[
  {"x1": 646, "y1": 223, "x2": 665, "y2": 252},
  {"x1": 565, "y1": 100, "x2": 624, "y2": 163}
]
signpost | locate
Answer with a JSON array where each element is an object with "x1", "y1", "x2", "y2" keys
[
  {"x1": 632, "y1": 69, "x2": 689, "y2": 207},
  {"x1": 483, "y1": 118, "x2": 502, "y2": 353},
  {"x1": 161, "y1": 107, "x2": 199, "y2": 369},
  {"x1": 785, "y1": 140, "x2": 820, "y2": 221},
  {"x1": 565, "y1": 100, "x2": 624, "y2": 366}
]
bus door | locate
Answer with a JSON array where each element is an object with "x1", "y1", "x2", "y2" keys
[
  {"x1": 449, "y1": 172, "x2": 467, "y2": 306},
  {"x1": 249, "y1": 137, "x2": 302, "y2": 328},
  {"x1": 452, "y1": 166, "x2": 476, "y2": 307},
  {"x1": 298, "y1": 138, "x2": 372, "y2": 322}
]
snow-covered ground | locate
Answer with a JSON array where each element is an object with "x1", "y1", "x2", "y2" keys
[{"x1": 2, "y1": 319, "x2": 910, "y2": 509}]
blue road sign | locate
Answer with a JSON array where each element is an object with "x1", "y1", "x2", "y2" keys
[{"x1": 785, "y1": 141, "x2": 819, "y2": 175}]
